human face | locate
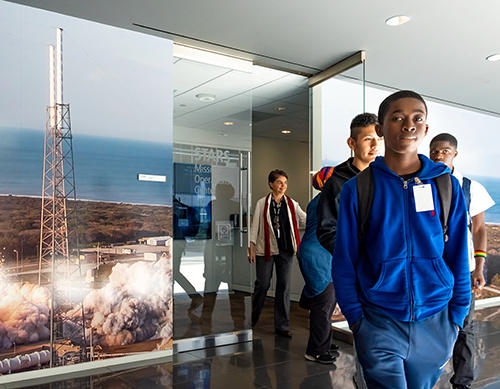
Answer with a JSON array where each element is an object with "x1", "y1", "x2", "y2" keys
[
  {"x1": 377, "y1": 98, "x2": 429, "y2": 157},
  {"x1": 270, "y1": 175, "x2": 287, "y2": 196},
  {"x1": 429, "y1": 140, "x2": 457, "y2": 170},
  {"x1": 348, "y1": 125, "x2": 384, "y2": 168}
]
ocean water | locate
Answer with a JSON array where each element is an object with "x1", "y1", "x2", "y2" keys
[
  {"x1": 0, "y1": 127, "x2": 173, "y2": 206},
  {"x1": 468, "y1": 175, "x2": 500, "y2": 224}
]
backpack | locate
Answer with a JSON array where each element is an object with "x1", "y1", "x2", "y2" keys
[{"x1": 356, "y1": 166, "x2": 452, "y2": 247}]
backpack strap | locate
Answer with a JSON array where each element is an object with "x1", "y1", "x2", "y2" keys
[
  {"x1": 434, "y1": 173, "x2": 452, "y2": 243},
  {"x1": 356, "y1": 169, "x2": 452, "y2": 250},
  {"x1": 462, "y1": 176, "x2": 471, "y2": 213},
  {"x1": 462, "y1": 176, "x2": 472, "y2": 233},
  {"x1": 356, "y1": 166, "x2": 374, "y2": 247}
]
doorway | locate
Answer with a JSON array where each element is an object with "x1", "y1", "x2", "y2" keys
[{"x1": 172, "y1": 46, "x2": 310, "y2": 351}]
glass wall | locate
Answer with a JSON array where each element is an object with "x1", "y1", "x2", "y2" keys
[
  {"x1": 318, "y1": 75, "x2": 500, "y2": 302},
  {"x1": 172, "y1": 50, "x2": 253, "y2": 343}
]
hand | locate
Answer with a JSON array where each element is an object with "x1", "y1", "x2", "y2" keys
[
  {"x1": 471, "y1": 268, "x2": 486, "y2": 293},
  {"x1": 248, "y1": 243, "x2": 256, "y2": 264}
]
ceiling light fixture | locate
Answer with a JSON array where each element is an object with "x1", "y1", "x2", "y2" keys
[
  {"x1": 196, "y1": 93, "x2": 216, "y2": 102},
  {"x1": 281, "y1": 130, "x2": 292, "y2": 134},
  {"x1": 224, "y1": 122, "x2": 234, "y2": 125},
  {"x1": 385, "y1": 15, "x2": 411, "y2": 26},
  {"x1": 274, "y1": 106, "x2": 287, "y2": 111},
  {"x1": 486, "y1": 54, "x2": 500, "y2": 62}
]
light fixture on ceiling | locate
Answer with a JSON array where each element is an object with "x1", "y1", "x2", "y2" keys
[
  {"x1": 281, "y1": 130, "x2": 292, "y2": 134},
  {"x1": 274, "y1": 106, "x2": 287, "y2": 111},
  {"x1": 196, "y1": 93, "x2": 216, "y2": 102},
  {"x1": 224, "y1": 121, "x2": 234, "y2": 125},
  {"x1": 486, "y1": 54, "x2": 500, "y2": 62},
  {"x1": 385, "y1": 15, "x2": 411, "y2": 26}
]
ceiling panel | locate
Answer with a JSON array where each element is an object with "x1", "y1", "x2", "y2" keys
[{"x1": 8, "y1": 0, "x2": 499, "y2": 116}]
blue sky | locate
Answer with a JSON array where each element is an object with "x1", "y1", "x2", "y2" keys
[{"x1": 0, "y1": 1, "x2": 173, "y2": 143}]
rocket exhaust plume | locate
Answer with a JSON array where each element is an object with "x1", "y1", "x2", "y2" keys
[
  {"x1": 65, "y1": 254, "x2": 173, "y2": 347},
  {"x1": 0, "y1": 283, "x2": 51, "y2": 349}
]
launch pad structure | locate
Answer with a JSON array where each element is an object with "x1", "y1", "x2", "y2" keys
[{"x1": 38, "y1": 28, "x2": 87, "y2": 367}]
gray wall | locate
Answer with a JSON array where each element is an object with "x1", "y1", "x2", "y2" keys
[{"x1": 251, "y1": 136, "x2": 310, "y2": 214}]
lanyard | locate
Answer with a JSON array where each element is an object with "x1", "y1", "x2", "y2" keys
[{"x1": 272, "y1": 197, "x2": 282, "y2": 238}]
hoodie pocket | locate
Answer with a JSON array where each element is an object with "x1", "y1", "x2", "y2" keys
[
  {"x1": 411, "y1": 258, "x2": 454, "y2": 305},
  {"x1": 365, "y1": 259, "x2": 408, "y2": 304}
]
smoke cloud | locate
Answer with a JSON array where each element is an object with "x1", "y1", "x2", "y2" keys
[
  {"x1": 0, "y1": 283, "x2": 51, "y2": 349},
  {"x1": 67, "y1": 255, "x2": 173, "y2": 347}
]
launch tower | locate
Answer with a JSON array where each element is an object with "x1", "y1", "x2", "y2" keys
[{"x1": 38, "y1": 28, "x2": 86, "y2": 367}]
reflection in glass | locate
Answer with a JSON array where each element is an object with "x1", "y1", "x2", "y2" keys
[{"x1": 172, "y1": 54, "x2": 253, "y2": 342}]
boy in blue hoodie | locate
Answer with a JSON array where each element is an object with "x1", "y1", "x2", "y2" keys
[{"x1": 332, "y1": 90, "x2": 471, "y2": 389}]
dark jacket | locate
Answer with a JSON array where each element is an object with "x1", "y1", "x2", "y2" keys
[
  {"x1": 333, "y1": 155, "x2": 470, "y2": 328},
  {"x1": 316, "y1": 158, "x2": 360, "y2": 254}
]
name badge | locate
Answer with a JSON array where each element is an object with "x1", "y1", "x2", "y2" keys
[{"x1": 413, "y1": 184, "x2": 434, "y2": 212}]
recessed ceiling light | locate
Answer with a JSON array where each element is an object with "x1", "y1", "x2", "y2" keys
[
  {"x1": 486, "y1": 54, "x2": 500, "y2": 62},
  {"x1": 224, "y1": 122, "x2": 234, "y2": 125},
  {"x1": 281, "y1": 130, "x2": 292, "y2": 134},
  {"x1": 196, "y1": 93, "x2": 216, "y2": 102},
  {"x1": 274, "y1": 106, "x2": 287, "y2": 111},
  {"x1": 385, "y1": 15, "x2": 411, "y2": 26}
]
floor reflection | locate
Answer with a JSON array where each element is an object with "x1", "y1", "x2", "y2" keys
[{"x1": 20, "y1": 302, "x2": 500, "y2": 389}]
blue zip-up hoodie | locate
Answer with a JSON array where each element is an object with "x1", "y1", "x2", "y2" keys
[{"x1": 332, "y1": 155, "x2": 471, "y2": 328}]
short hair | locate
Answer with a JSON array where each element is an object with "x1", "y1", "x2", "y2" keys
[
  {"x1": 430, "y1": 133, "x2": 458, "y2": 149},
  {"x1": 378, "y1": 90, "x2": 428, "y2": 125},
  {"x1": 350, "y1": 113, "x2": 379, "y2": 140},
  {"x1": 268, "y1": 169, "x2": 288, "y2": 187}
]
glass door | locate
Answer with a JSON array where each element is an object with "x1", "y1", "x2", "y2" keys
[{"x1": 172, "y1": 48, "x2": 253, "y2": 348}]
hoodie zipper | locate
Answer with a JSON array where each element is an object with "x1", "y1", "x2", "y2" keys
[{"x1": 402, "y1": 177, "x2": 418, "y2": 321}]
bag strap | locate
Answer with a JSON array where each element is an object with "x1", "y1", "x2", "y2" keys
[
  {"x1": 434, "y1": 173, "x2": 452, "y2": 243},
  {"x1": 462, "y1": 176, "x2": 472, "y2": 233},
  {"x1": 356, "y1": 169, "x2": 452, "y2": 246},
  {"x1": 356, "y1": 166, "x2": 374, "y2": 248},
  {"x1": 462, "y1": 176, "x2": 471, "y2": 213}
]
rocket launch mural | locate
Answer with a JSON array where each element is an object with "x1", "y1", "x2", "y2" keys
[{"x1": 0, "y1": 1, "x2": 174, "y2": 376}]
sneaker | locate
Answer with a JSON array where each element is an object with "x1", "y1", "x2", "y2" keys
[
  {"x1": 330, "y1": 343, "x2": 340, "y2": 351},
  {"x1": 304, "y1": 353, "x2": 337, "y2": 364}
]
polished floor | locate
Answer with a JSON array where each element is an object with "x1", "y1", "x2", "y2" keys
[{"x1": 22, "y1": 299, "x2": 500, "y2": 389}]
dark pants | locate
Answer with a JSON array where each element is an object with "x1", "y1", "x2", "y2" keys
[
  {"x1": 306, "y1": 282, "x2": 336, "y2": 356},
  {"x1": 252, "y1": 253, "x2": 293, "y2": 331},
  {"x1": 354, "y1": 305, "x2": 458, "y2": 389},
  {"x1": 450, "y1": 293, "x2": 476, "y2": 388}
]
